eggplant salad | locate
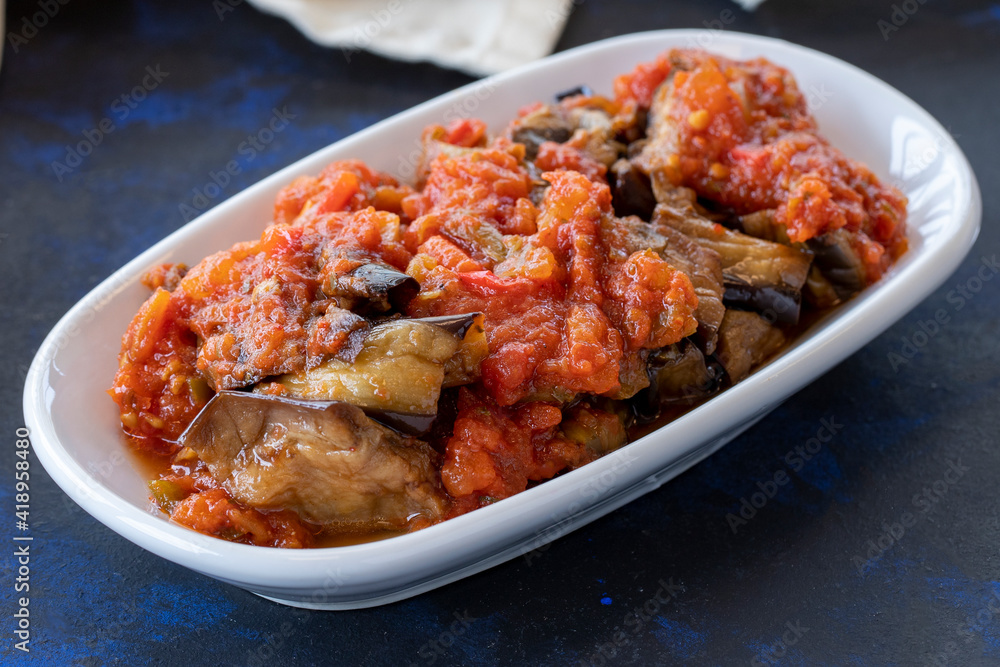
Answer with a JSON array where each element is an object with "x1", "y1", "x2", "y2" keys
[{"x1": 110, "y1": 48, "x2": 908, "y2": 547}]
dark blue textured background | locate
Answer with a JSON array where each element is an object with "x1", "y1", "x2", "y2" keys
[{"x1": 2, "y1": 0, "x2": 998, "y2": 665}]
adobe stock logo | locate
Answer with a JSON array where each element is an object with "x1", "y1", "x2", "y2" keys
[
  {"x1": 877, "y1": 0, "x2": 928, "y2": 40},
  {"x1": 178, "y1": 106, "x2": 297, "y2": 222},
  {"x1": 851, "y1": 458, "x2": 969, "y2": 575},
  {"x1": 5, "y1": 0, "x2": 71, "y2": 54},
  {"x1": 50, "y1": 65, "x2": 170, "y2": 181},
  {"x1": 726, "y1": 417, "x2": 844, "y2": 534}
]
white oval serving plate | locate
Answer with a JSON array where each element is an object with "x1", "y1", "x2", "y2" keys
[{"x1": 23, "y1": 30, "x2": 981, "y2": 609}]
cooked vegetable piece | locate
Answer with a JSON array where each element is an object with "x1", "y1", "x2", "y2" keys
[
  {"x1": 513, "y1": 129, "x2": 573, "y2": 162},
  {"x1": 654, "y1": 200, "x2": 812, "y2": 325},
  {"x1": 737, "y1": 212, "x2": 866, "y2": 304},
  {"x1": 555, "y1": 84, "x2": 594, "y2": 101},
  {"x1": 722, "y1": 282, "x2": 801, "y2": 325},
  {"x1": 561, "y1": 401, "x2": 629, "y2": 456},
  {"x1": 179, "y1": 392, "x2": 448, "y2": 529},
  {"x1": 149, "y1": 479, "x2": 186, "y2": 513},
  {"x1": 507, "y1": 106, "x2": 574, "y2": 159},
  {"x1": 608, "y1": 215, "x2": 726, "y2": 354},
  {"x1": 324, "y1": 262, "x2": 419, "y2": 313},
  {"x1": 436, "y1": 314, "x2": 489, "y2": 388},
  {"x1": 508, "y1": 101, "x2": 623, "y2": 177},
  {"x1": 736, "y1": 209, "x2": 789, "y2": 243},
  {"x1": 714, "y1": 310, "x2": 786, "y2": 383},
  {"x1": 803, "y1": 265, "x2": 842, "y2": 309},
  {"x1": 610, "y1": 159, "x2": 657, "y2": 220},
  {"x1": 635, "y1": 48, "x2": 907, "y2": 283},
  {"x1": 634, "y1": 340, "x2": 723, "y2": 421},
  {"x1": 562, "y1": 109, "x2": 622, "y2": 169},
  {"x1": 655, "y1": 202, "x2": 812, "y2": 288},
  {"x1": 273, "y1": 314, "x2": 485, "y2": 416},
  {"x1": 806, "y1": 229, "x2": 867, "y2": 300}
]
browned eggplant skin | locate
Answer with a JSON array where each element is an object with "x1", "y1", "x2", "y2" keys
[
  {"x1": 174, "y1": 314, "x2": 484, "y2": 537},
  {"x1": 179, "y1": 392, "x2": 448, "y2": 530},
  {"x1": 714, "y1": 310, "x2": 787, "y2": 384},
  {"x1": 326, "y1": 262, "x2": 419, "y2": 314},
  {"x1": 610, "y1": 159, "x2": 658, "y2": 220},
  {"x1": 653, "y1": 200, "x2": 813, "y2": 326},
  {"x1": 633, "y1": 346, "x2": 719, "y2": 424},
  {"x1": 270, "y1": 313, "x2": 486, "y2": 419}
]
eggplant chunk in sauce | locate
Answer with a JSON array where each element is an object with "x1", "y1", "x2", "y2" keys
[
  {"x1": 714, "y1": 310, "x2": 787, "y2": 383},
  {"x1": 271, "y1": 314, "x2": 486, "y2": 417},
  {"x1": 636, "y1": 340, "x2": 724, "y2": 421},
  {"x1": 607, "y1": 214, "x2": 726, "y2": 355},
  {"x1": 737, "y1": 211, "x2": 868, "y2": 307},
  {"x1": 324, "y1": 262, "x2": 419, "y2": 315},
  {"x1": 654, "y1": 201, "x2": 813, "y2": 326},
  {"x1": 179, "y1": 392, "x2": 448, "y2": 529},
  {"x1": 610, "y1": 159, "x2": 657, "y2": 220},
  {"x1": 110, "y1": 49, "x2": 910, "y2": 550},
  {"x1": 806, "y1": 229, "x2": 868, "y2": 301}
]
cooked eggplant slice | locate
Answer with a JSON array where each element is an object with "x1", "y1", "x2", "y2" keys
[
  {"x1": 803, "y1": 265, "x2": 843, "y2": 309},
  {"x1": 714, "y1": 310, "x2": 786, "y2": 383},
  {"x1": 513, "y1": 127, "x2": 574, "y2": 161},
  {"x1": 655, "y1": 203, "x2": 812, "y2": 288},
  {"x1": 609, "y1": 215, "x2": 726, "y2": 354},
  {"x1": 437, "y1": 315, "x2": 489, "y2": 389},
  {"x1": 807, "y1": 229, "x2": 866, "y2": 300},
  {"x1": 508, "y1": 107, "x2": 574, "y2": 160},
  {"x1": 610, "y1": 159, "x2": 657, "y2": 220},
  {"x1": 606, "y1": 348, "x2": 653, "y2": 401},
  {"x1": 555, "y1": 84, "x2": 594, "y2": 101},
  {"x1": 654, "y1": 201, "x2": 812, "y2": 325},
  {"x1": 735, "y1": 209, "x2": 790, "y2": 243},
  {"x1": 715, "y1": 208, "x2": 868, "y2": 303},
  {"x1": 722, "y1": 281, "x2": 802, "y2": 326},
  {"x1": 633, "y1": 340, "x2": 723, "y2": 422},
  {"x1": 178, "y1": 392, "x2": 448, "y2": 529},
  {"x1": 273, "y1": 314, "x2": 486, "y2": 415},
  {"x1": 410, "y1": 313, "x2": 482, "y2": 339},
  {"x1": 567, "y1": 113, "x2": 623, "y2": 168},
  {"x1": 324, "y1": 262, "x2": 419, "y2": 314},
  {"x1": 508, "y1": 103, "x2": 623, "y2": 168}
]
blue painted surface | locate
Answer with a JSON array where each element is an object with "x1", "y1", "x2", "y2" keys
[{"x1": 2, "y1": 0, "x2": 999, "y2": 665}]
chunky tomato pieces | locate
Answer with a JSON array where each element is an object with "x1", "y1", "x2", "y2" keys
[
  {"x1": 404, "y1": 145, "x2": 697, "y2": 508},
  {"x1": 111, "y1": 47, "x2": 908, "y2": 545},
  {"x1": 407, "y1": 156, "x2": 698, "y2": 408},
  {"x1": 636, "y1": 49, "x2": 908, "y2": 281},
  {"x1": 441, "y1": 389, "x2": 593, "y2": 511},
  {"x1": 110, "y1": 161, "x2": 412, "y2": 449}
]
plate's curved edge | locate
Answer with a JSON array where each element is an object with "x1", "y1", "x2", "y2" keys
[
  {"x1": 21, "y1": 30, "x2": 985, "y2": 608},
  {"x1": 249, "y1": 409, "x2": 782, "y2": 609}
]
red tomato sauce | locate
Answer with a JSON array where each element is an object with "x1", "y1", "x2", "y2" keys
[
  {"x1": 109, "y1": 49, "x2": 908, "y2": 548},
  {"x1": 635, "y1": 50, "x2": 908, "y2": 282}
]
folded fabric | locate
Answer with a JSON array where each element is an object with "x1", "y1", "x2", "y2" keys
[
  {"x1": 732, "y1": 0, "x2": 767, "y2": 10},
  {"x1": 247, "y1": 0, "x2": 575, "y2": 76}
]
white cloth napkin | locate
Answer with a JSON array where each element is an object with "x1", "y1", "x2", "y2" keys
[
  {"x1": 732, "y1": 0, "x2": 767, "y2": 10},
  {"x1": 247, "y1": 0, "x2": 576, "y2": 76}
]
